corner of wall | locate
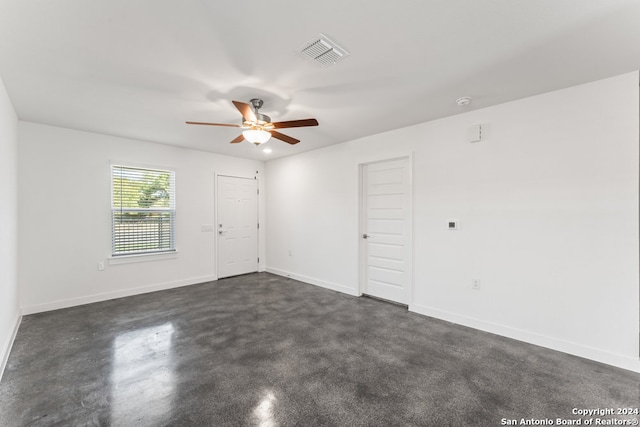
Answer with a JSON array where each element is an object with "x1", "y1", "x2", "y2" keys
[
  {"x1": 0, "y1": 73, "x2": 20, "y2": 382},
  {"x1": 0, "y1": 314, "x2": 22, "y2": 381}
]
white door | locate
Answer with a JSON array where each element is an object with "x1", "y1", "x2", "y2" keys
[
  {"x1": 361, "y1": 157, "x2": 412, "y2": 305},
  {"x1": 217, "y1": 175, "x2": 259, "y2": 279}
]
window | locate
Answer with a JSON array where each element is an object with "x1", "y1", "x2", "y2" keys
[{"x1": 111, "y1": 165, "x2": 176, "y2": 256}]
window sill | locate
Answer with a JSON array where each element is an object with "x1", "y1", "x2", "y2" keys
[{"x1": 108, "y1": 251, "x2": 178, "y2": 265}]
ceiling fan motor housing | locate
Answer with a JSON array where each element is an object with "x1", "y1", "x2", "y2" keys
[
  {"x1": 245, "y1": 113, "x2": 271, "y2": 126},
  {"x1": 246, "y1": 98, "x2": 271, "y2": 126}
]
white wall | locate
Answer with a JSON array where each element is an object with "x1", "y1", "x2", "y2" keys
[
  {"x1": 266, "y1": 72, "x2": 640, "y2": 372},
  {"x1": 18, "y1": 122, "x2": 266, "y2": 313},
  {"x1": 266, "y1": 144, "x2": 360, "y2": 295},
  {"x1": 0, "y1": 75, "x2": 19, "y2": 379}
]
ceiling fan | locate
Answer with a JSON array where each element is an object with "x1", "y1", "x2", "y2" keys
[{"x1": 186, "y1": 98, "x2": 318, "y2": 145}]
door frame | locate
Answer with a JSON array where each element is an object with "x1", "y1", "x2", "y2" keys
[
  {"x1": 358, "y1": 154, "x2": 414, "y2": 306},
  {"x1": 215, "y1": 173, "x2": 260, "y2": 279}
]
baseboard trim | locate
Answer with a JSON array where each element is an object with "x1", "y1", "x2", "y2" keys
[
  {"x1": 266, "y1": 267, "x2": 360, "y2": 297},
  {"x1": 0, "y1": 313, "x2": 22, "y2": 382},
  {"x1": 20, "y1": 275, "x2": 219, "y2": 315},
  {"x1": 410, "y1": 303, "x2": 640, "y2": 373}
]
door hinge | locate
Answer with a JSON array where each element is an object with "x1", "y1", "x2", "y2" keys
[
  {"x1": 257, "y1": 188, "x2": 260, "y2": 195},
  {"x1": 257, "y1": 223, "x2": 260, "y2": 229},
  {"x1": 258, "y1": 257, "x2": 260, "y2": 263}
]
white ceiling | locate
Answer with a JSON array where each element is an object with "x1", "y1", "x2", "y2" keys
[{"x1": 1, "y1": 0, "x2": 640, "y2": 161}]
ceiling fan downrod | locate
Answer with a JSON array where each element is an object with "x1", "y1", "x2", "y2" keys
[{"x1": 248, "y1": 98, "x2": 271, "y2": 125}]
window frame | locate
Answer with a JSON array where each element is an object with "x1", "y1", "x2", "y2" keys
[{"x1": 110, "y1": 164, "x2": 176, "y2": 257}]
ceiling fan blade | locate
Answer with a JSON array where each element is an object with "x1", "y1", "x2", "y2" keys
[
  {"x1": 270, "y1": 130, "x2": 300, "y2": 145},
  {"x1": 232, "y1": 100, "x2": 257, "y2": 123},
  {"x1": 186, "y1": 121, "x2": 242, "y2": 127},
  {"x1": 270, "y1": 118, "x2": 319, "y2": 129},
  {"x1": 230, "y1": 134, "x2": 245, "y2": 144}
]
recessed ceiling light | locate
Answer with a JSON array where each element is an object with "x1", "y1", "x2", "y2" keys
[
  {"x1": 456, "y1": 96, "x2": 471, "y2": 106},
  {"x1": 262, "y1": 148, "x2": 272, "y2": 154}
]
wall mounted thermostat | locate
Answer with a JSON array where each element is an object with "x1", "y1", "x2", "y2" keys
[{"x1": 448, "y1": 220, "x2": 459, "y2": 230}]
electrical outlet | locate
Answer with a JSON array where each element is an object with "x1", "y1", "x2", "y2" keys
[
  {"x1": 288, "y1": 250, "x2": 292, "y2": 256},
  {"x1": 472, "y1": 279, "x2": 481, "y2": 290},
  {"x1": 98, "y1": 261, "x2": 105, "y2": 271}
]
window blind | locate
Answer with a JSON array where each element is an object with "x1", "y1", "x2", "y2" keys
[{"x1": 111, "y1": 165, "x2": 176, "y2": 256}]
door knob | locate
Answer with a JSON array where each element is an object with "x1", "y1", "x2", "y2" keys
[
  {"x1": 362, "y1": 234, "x2": 369, "y2": 239},
  {"x1": 219, "y1": 230, "x2": 227, "y2": 235}
]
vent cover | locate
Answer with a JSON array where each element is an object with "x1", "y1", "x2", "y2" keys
[{"x1": 299, "y1": 34, "x2": 349, "y2": 66}]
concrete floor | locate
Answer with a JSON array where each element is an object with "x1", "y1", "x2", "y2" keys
[{"x1": 1, "y1": 273, "x2": 638, "y2": 426}]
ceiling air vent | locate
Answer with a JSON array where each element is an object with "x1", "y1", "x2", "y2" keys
[{"x1": 298, "y1": 34, "x2": 349, "y2": 66}]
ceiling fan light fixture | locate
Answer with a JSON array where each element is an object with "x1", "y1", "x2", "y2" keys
[
  {"x1": 187, "y1": 99, "x2": 317, "y2": 146},
  {"x1": 243, "y1": 129, "x2": 271, "y2": 145}
]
